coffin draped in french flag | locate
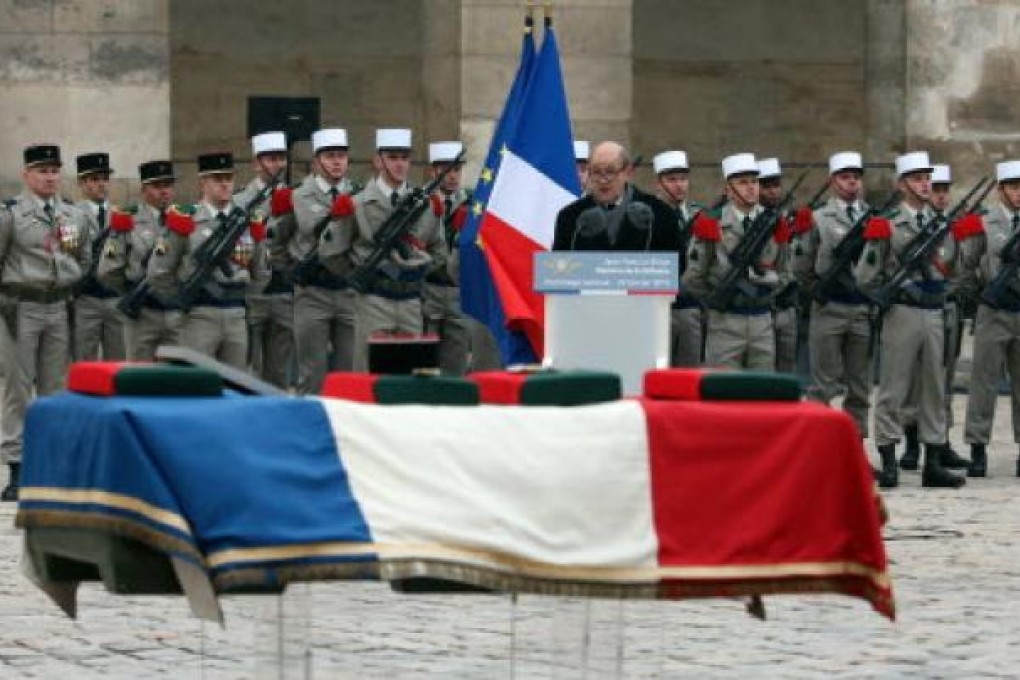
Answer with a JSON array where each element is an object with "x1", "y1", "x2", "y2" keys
[{"x1": 16, "y1": 390, "x2": 893, "y2": 621}]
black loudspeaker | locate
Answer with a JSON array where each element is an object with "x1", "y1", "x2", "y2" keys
[{"x1": 247, "y1": 96, "x2": 320, "y2": 143}]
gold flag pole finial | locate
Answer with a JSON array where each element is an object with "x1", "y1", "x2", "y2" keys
[
  {"x1": 543, "y1": 1, "x2": 553, "y2": 27},
  {"x1": 526, "y1": 1, "x2": 535, "y2": 29}
]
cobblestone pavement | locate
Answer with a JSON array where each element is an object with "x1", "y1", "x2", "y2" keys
[{"x1": 1, "y1": 394, "x2": 1019, "y2": 678}]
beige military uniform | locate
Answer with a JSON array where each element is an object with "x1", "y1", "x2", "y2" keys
[
  {"x1": 792, "y1": 196, "x2": 873, "y2": 436},
  {"x1": 683, "y1": 203, "x2": 788, "y2": 369},
  {"x1": 72, "y1": 199, "x2": 126, "y2": 361},
  {"x1": 276, "y1": 173, "x2": 360, "y2": 393},
  {"x1": 855, "y1": 203, "x2": 952, "y2": 446},
  {"x1": 964, "y1": 205, "x2": 1020, "y2": 445},
  {"x1": 667, "y1": 201, "x2": 703, "y2": 367},
  {"x1": 423, "y1": 188, "x2": 472, "y2": 375},
  {"x1": 147, "y1": 203, "x2": 269, "y2": 369},
  {"x1": 0, "y1": 192, "x2": 88, "y2": 463},
  {"x1": 98, "y1": 203, "x2": 184, "y2": 360},
  {"x1": 237, "y1": 178, "x2": 294, "y2": 388},
  {"x1": 320, "y1": 177, "x2": 444, "y2": 372}
]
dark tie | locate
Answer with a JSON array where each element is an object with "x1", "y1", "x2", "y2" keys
[
  {"x1": 43, "y1": 202, "x2": 54, "y2": 222},
  {"x1": 846, "y1": 205, "x2": 855, "y2": 224},
  {"x1": 742, "y1": 215, "x2": 751, "y2": 231},
  {"x1": 158, "y1": 208, "x2": 167, "y2": 226},
  {"x1": 328, "y1": 187, "x2": 339, "y2": 200},
  {"x1": 444, "y1": 196, "x2": 453, "y2": 218},
  {"x1": 390, "y1": 190, "x2": 399, "y2": 208},
  {"x1": 217, "y1": 212, "x2": 228, "y2": 229},
  {"x1": 917, "y1": 213, "x2": 925, "y2": 231},
  {"x1": 1013, "y1": 213, "x2": 1019, "y2": 233},
  {"x1": 96, "y1": 203, "x2": 107, "y2": 228}
]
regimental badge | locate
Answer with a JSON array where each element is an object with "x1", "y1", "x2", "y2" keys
[
  {"x1": 56, "y1": 217, "x2": 82, "y2": 254},
  {"x1": 104, "y1": 242, "x2": 117, "y2": 258},
  {"x1": 155, "y1": 239, "x2": 168, "y2": 256}
]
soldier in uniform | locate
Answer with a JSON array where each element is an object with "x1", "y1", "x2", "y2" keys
[
  {"x1": 318, "y1": 128, "x2": 443, "y2": 372},
  {"x1": 422, "y1": 141, "x2": 473, "y2": 375},
  {"x1": 652, "y1": 150, "x2": 703, "y2": 366},
  {"x1": 684, "y1": 153, "x2": 790, "y2": 370},
  {"x1": 900, "y1": 164, "x2": 973, "y2": 472},
  {"x1": 98, "y1": 160, "x2": 183, "y2": 360},
  {"x1": 0, "y1": 144, "x2": 88, "y2": 500},
  {"x1": 963, "y1": 160, "x2": 1020, "y2": 477},
  {"x1": 574, "y1": 140, "x2": 590, "y2": 193},
  {"x1": 757, "y1": 158, "x2": 799, "y2": 373},
  {"x1": 855, "y1": 151, "x2": 964, "y2": 489},
  {"x1": 272, "y1": 127, "x2": 361, "y2": 392},
  {"x1": 793, "y1": 152, "x2": 874, "y2": 445},
  {"x1": 72, "y1": 152, "x2": 126, "y2": 361},
  {"x1": 238, "y1": 131, "x2": 294, "y2": 388},
  {"x1": 553, "y1": 141, "x2": 676, "y2": 252},
  {"x1": 147, "y1": 152, "x2": 269, "y2": 369}
]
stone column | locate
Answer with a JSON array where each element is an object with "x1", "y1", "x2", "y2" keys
[
  {"x1": 0, "y1": 0, "x2": 170, "y2": 203},
  {"x1": 864, "y1": 0, "x2": 907, "y2": 170}
]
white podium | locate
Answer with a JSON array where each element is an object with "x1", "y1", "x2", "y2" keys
[{"x1": 536, "y1": 252, "x2": 679, "y2": 395}]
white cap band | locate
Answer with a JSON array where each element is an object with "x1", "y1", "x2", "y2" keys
[
  {"x1": 722, "y1": 153, "x2": 758, "y2": 179},
  {"x1": 312, "y1": 128, "x2": 348, "y2": 152},
  {"x1": 653, "y1": 150, "x2": 689, "y2": 174},
  {"x1": 997, "y1": 160, "x2": 1020, "y2": 183},
  {"x1": 895, "y1": 151, "x2": 933, "y2": 178},
  {"x1": 377, "y1": 128, "x2": 412, "y2": 150},
  {"x1": 931, "y1": 164, "x2": 952, "y2": 185},
  {"x1": 573, "y1": 140, "x2": 590, "y2": 162},
  {"x1": 428, "y1": 141, "x2": 463, "y2": 164},
  {"x1": 829, "y1": 151, "x2": 863, "y2": 175},
  {"x1": 252, "y1": 132, "x2": 286, "y2": 156},
  {"x1": 757, "y1": 157, "x2": 782, "y2": 180}
]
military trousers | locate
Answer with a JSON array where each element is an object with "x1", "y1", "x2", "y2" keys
[
  {"x1": 182, "y1": 305, "x2": 247, "y2": 369},
  {"x1": 806, "y1": 301, "x2": 872, "y2": 438},
  {"x1": 1, "y1": 300, "x2": 70, "y2": 464},
  {"x1": 467, "y1": 318, "x2": 502, "y2": 371},
  {"x1": 73, "y1": 294, "x2": 126, "y2": 361},
  {"x1": 247, "y1": 293, "x2": 295, "y2": 389},
  {"x1": 873, "y1": 304, "x2": 945, "y2": 447},
  {"x1": 904, "y1": 299, "x2": 961, "y2": 431},
  {"x1": 294, "y1": 284, "x2": 357, "y2": 394},
  {"x1": 353, "y1": 293, "x2": 423, "y2": 372},
  {"x1": 964, "y1": 305, "x2": 1020, "y2": 444},
  {"x1": 773, "y1": 306, "x2": 798, "y2": 374},
  {"x1": 126, "y1": 307, "x2": 183, "y2": 361},
  {"x1": 704, "y1": 309, "x2": 774, "y2": 370},
  {"x1": 670, "y1": 306, "x2": 703, "y2": 367},
  {"x1": 423, "y1": 282, "x2": 470, "y2": 376}
]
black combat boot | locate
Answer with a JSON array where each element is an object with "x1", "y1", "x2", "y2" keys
[
  {"x1": 967, "y1": 443, "x2": 987, "y2": 478},
  {"x1": 1, "y1": 463, "x2": 20, "y2": 502},
  {"x1": 900, "y1": 424, "x2": 920, "y2": 470},
  {"x1": 877, "y1": 444, "x2": 898, "y2": 489},
  {"x1": 940, "y1": 441, "x2": 970, "y2": 469},
  {"x1": 921, "y1": 444, "x2": 965, "y2": 488}
]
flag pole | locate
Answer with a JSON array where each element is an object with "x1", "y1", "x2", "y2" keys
[{"x1": 543, "y1": 1, "x2": 553, "y2": 27}]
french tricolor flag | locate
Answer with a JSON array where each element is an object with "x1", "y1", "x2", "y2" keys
[{"x1": 472, "y1": 19, "x2": 581, "y2": 360}]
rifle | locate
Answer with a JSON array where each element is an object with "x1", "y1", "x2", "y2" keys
[
  {"x1": 704, "y1": 169, "x2": 808, "y2": 311},
  {"x1": 288, "y1": 179, "x2": 366, "y2": 285},
  {"x1": 346, "y1": 149, "x2": 466, "y2": 293},
  {"x1": 812, "y1": 191, "x2": 902, "y2": 304},
  {"x1": 867, "y1": 176, "x2": 990, "y2": 311},
  {"x1": 979, "y1": 210, "x2": 1020, "y2": 310},
  {"x1": 74, "y1": 223, "x2": 112, "y2": 295},
  {"x1": 175, "y1": 170, "x2": 284, "y2": 309}
]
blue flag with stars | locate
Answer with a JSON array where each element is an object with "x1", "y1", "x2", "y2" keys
[{"x1": 458, "y1": 13, "x2": 538, "y2": 365}]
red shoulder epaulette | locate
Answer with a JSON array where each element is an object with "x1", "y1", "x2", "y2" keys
[
  {"x1": 270, "y1": 187, "x2": 293, "y2": 217},
  {"x1": 773, "y1": 216, "x2": 793, "y2": 244},
  {"x1": 164, "y1": 209, "x2": 195, "y2": 237},
  {"x1": 249, "y1": 220, "x2": 267, "y2": 242},
  {"x1": 109, "y1": 210, "x2": 134, "y2": 233},
  {"x1": 793, "y1": 206, "x2": 814, "y2": 234},
  {"x1": 692, "y1": 212, "x2": 722, "y2": 241},
  {"x1": 330, "y1": 193, "x2": 355, "y2": 218},
  {"x1": 863, "y1": 216, "x2": 892, "y2": 240},
  {"x1": 951, "y1": 213, "x2": 985, "y2": 241}
]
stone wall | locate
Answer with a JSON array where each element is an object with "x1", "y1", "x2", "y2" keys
[{"x1": 0, "y1": 0, "x2": 169, "y2": 204}]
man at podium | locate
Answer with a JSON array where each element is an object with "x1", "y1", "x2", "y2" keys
[{"x1": 552, "y1": 142, "x2": 675, "y2": 252}]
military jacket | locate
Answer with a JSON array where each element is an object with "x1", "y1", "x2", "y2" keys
[
  {"x1": 792, "y1": 196, "x2": 869, "y2": 299},
  {"x1": 234, "y1": 177, "x2": 285, "y2": 295},
  {"x1": 0, "y1": 191, "x2": 89, "y2": 289},
  {"x1": 97, "y1": 203, "x2": 161, "y2": 294},
  {"x1": 280, "y1": 174, "x2": 359, "y2": 267},
  {"x1": 319, "y1": 178, "x2": 444, "y2": 283},
  {"x1": 854, "y1": 203, "x2": 956, "y2": 298},
  {"x1": 147, "y1": 203, "x2": 269, "y2": 304},
  {"x1": 965, "y1": 204, "x2": 1020, "y2": 294},
  {"x1": 682, "y1": 202, "x2": 788, "y2": 302}
]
